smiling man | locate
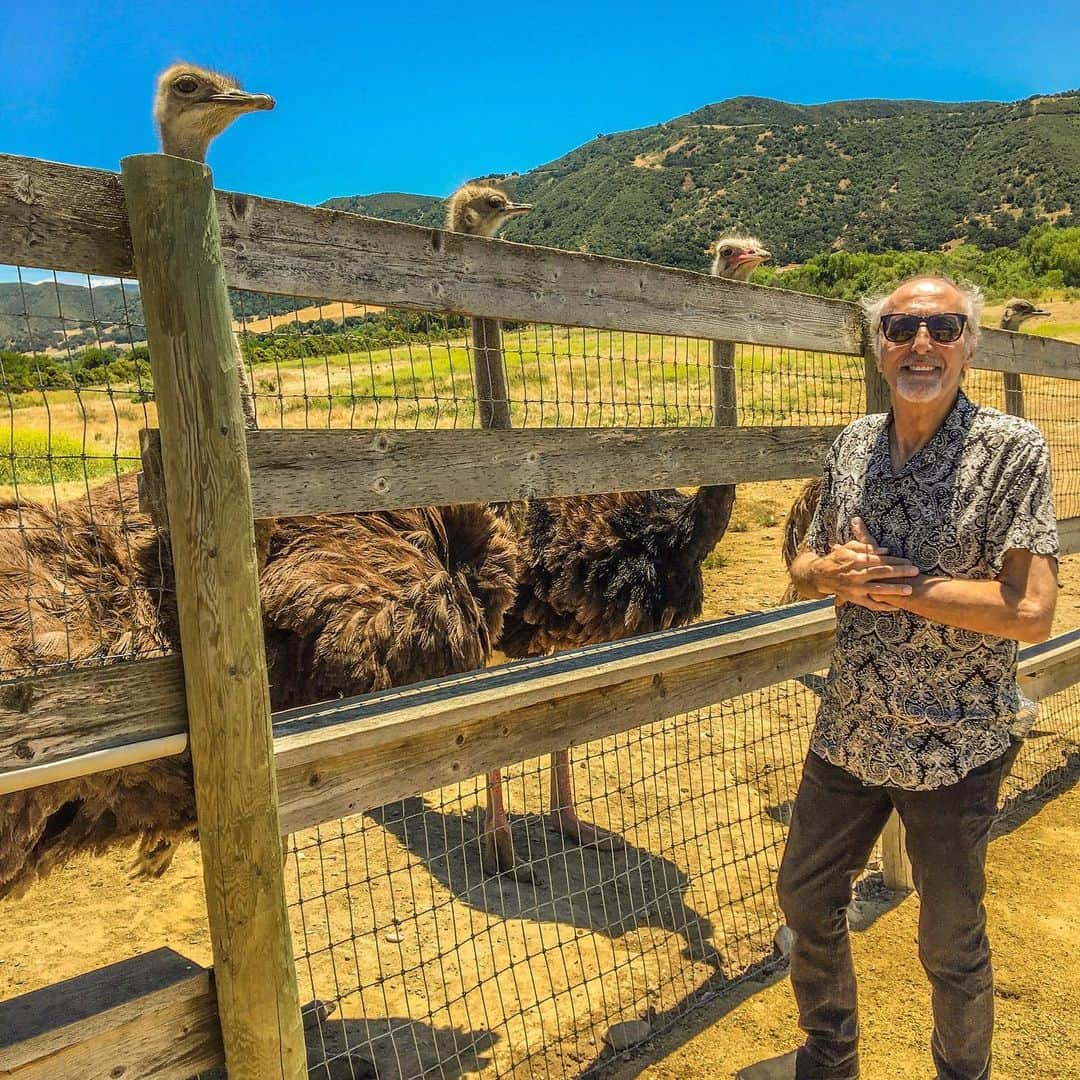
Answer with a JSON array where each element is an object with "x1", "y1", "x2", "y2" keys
[{"x1": 739, "y1": 277, "x2": 1059, "y2": 1080}]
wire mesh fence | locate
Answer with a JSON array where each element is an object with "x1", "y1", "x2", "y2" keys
[
  {"x1": 279, "y1": 671, "x2": 1080, "y2": 1080},
  {"x1": 231, "y1": 292, "x2": 868, "y2": 432}
]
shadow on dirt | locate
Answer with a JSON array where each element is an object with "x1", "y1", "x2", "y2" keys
[{"x1": 367, "y1": 796, "x2": 723, "y2": 969}]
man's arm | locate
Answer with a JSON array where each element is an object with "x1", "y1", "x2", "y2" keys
[
  {"x1": 868, "y1": 547, "x2": 1058, "y2": 643},
  {"x1": 847, "y1": 519, "x2": 1058, "y2": 643}
]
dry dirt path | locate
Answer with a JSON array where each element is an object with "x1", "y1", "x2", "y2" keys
[{"x1": 603, "y1": 781, "x2": 1080, "y2": 1080}]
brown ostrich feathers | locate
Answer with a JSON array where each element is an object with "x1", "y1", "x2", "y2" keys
[{"x1": 498, "y1": 485, "x2": 735, "y2": 658}]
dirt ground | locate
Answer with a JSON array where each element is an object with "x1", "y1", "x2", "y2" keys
[
  {"x1": 604, "y1": 782, "x2": 1080, "y2": 1080},
  {"x1": 1, "y1": 484, "x2": 1078, "y2": 1080}
]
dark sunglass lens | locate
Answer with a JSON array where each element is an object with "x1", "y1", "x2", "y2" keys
[
  {"x1": 927, "y1": 314, "x2": 964, "y2": 343},
  {"x1": 881, "y1": 314, "x2": 920, "y2": 343}
]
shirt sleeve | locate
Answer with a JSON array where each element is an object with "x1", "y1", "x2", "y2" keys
[
  {"x1": 802, "y1": 447, "x2": 837, "y2": 557},
  {"x1": 984, "y1": 431, "x2": 1059, "y2": 575}
]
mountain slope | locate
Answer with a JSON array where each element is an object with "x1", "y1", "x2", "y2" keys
[{"x1": 325, "y1": 92, "x2": 1080, "y2": 270}]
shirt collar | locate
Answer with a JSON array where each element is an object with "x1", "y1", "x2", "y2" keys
[{"x1": 867, "y1": 390, "x2": 978, "y2": 480}]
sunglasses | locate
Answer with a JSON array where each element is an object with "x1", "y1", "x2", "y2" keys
[{"x1": 879, "y1": 312, "x2": 968, "y2": 344}]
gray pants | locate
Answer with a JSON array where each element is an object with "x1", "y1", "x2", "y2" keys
[{"x1": 776, "y1": 743, "x2": 1020, "y2": 1080}]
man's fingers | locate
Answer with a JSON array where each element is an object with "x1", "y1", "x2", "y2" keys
[
  {"x1": 860, "y1": 563, "x2": 919, "y2": 577},
  {"x1": 866, "y1": 582, "x2": 913, "y2": 595}
]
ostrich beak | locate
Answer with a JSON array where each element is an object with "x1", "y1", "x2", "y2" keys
[
  {"x1": 1030, "y1": 307, "x2": 1051, "y2": 317},
  {"x1": 208, "y1": 90, "x2": 276, "y2": 112},
  {"x1": 505, "y1": 202, "x2": 533, "y2": 216}
]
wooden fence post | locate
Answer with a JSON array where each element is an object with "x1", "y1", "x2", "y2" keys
[
  {"x1": 881, "y1": 812, "x2": 916, "y2": 891},
  {"x1": 711, "y1": 340, "x2": 738, "y2": 429},
  {"x1": 121, "y1": 154, "x2": 306, "y2": 1080},
  {"x1": 471, "y1": 316, "x2": 511, "y2": 429},
  {"x1": 1003, "y1": 371, "x2": 1026, "y2": 418}
]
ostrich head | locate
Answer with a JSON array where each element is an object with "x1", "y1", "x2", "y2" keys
[
  {"x1": 446, "y1": 183, "x2": 533, "y2": 237},
  {"x1": 154, "y1": 62, "x2": 275, "y2": 162},
  {"x1": 1000, "y1": 298, "x2": 1050, "y2": 332},
  {"x1": 709, "y1": 235, "x2": 771, "y2": 281}
]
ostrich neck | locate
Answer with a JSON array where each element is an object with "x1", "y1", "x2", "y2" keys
[
  {"x1": 159, "y1": 128, "x2": 209, "y2": 163},
  {"x1": 682, "y1": 484, "x2": 736, "y2": 563}
]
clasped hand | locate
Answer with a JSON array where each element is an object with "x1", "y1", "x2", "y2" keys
[{"x1": 817, "y1": 517, "x2": 920, "y2": 612}]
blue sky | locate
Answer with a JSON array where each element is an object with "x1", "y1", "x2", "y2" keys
[{"x1": 3, "y1": 0, "x2": 1077, "y2": 210}]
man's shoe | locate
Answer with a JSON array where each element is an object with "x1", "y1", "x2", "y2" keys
[{"x1": 734, "y1": 1050, "x2": 797, "y2": 1079}]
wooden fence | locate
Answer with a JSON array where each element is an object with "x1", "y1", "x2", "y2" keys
[{"x1": 1, "y1": 149, "x2": 1079, "y2": 1079}]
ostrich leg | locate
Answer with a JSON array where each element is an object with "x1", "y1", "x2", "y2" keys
[
  {"x1": 482, "y1": 769, "x2": 539, "y2": 882},
  {"x1": 549, "y1": 748, "x2": 623, "y2": 849}
]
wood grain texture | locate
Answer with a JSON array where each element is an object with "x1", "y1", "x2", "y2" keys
[
  {"x1": 122, "y1": 153, "x2": 305, "y2": 1080},
  {"x1": 1017, "y1": 628, "x2": 1080, "y2": 701},
  {"x1": 471, "y1": 316, "x2": 511, "y2": 430},
  {"x1": 1002, "y1": 371, "x2": 1026, "y2": 418},
  {"x1": 236, "y1": 425, "x2": 844, "y2": 517},
  {"x1": 0, "y1": 155, "x2": 134, "y2": 277},
  {"x1": 5, "y1": 153, "x2": 1080, "y2": 380},
  {"x1": 274, "y1": 604, "x2": 837, "y2": 832},
  {"x1": 978, "y1": 326, "x2": 1080, "y2": 379},
  {"x1": 711, "y1": 340, "x2": 737, "y2": 428},
  {"x1": 0, "y1": 948, "x2": 223, "y2": 1080},
  {"x1": 0, "y1": 656, "x2": 185, "y2": 774},
  {"x1": 880, "y1": 813, "x2": 915, "y2": 892}
]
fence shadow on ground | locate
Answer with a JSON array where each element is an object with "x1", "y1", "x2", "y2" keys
[
  {"x1": 367, "y1": 797, "x2": 723, "y2": 969},
  {"x1": 201, "y1": 1014, "x2": 498, "y2": 1080}
]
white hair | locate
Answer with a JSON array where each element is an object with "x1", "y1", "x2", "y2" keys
[{"x1": 861, "y1": 275, "x2": 984, "y2": 359}]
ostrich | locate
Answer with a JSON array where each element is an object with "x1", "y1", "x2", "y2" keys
[
  {"x1": 154, "y1": 62, "x2": 274, "y2": 439},
  {"x1": 0, "y1": 73, "x2": 521, "y2": 900},
  {"x1": 0, "y1": 63, "x2": 274, "y2": 899},
  {"x1": 475, "y1": 235, "x2": 768, "y2": 878},
  {"x1": 778, "y1": 297, "x2": 1051, "y2": 601}
]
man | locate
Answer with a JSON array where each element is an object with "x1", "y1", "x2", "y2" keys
[{"x1": 739, "y1": 276, "x2": 1059, "y2": 1080}]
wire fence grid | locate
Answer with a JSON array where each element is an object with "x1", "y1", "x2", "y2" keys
[{"x1": 0, "y1": 267, "x2": 1078, "y2": 1080}]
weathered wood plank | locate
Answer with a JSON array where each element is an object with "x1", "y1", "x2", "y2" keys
[
  {"x1": 237, "y1": 425, "x2": 843, "y2": 517},
  {"x1": 273, "y1": 604, "x2": 837, "y2": 832},
  {"x1": 0, "y1": 156, "x2": 134, "y2": 278},
  {"x1": 1058, "y1": 515, "x2": 1080, "y2": 556},
  {"x1": 7, "y1": 153, "x2": 1080, "y2": 379},
  {"x1": 122, "y1": 153, "x2": 305, "y2": 1080},
  {"x1": 216, "y1": 191, "x2": 863, "y2": 352},
  {"x1": 976, "y1": 326, "x2": 1080, "y2": 379},
  {"x1": 880, "y1": 814, "x2": 916, "y2": 892},
  {"x1": 0, "y1": 657, "x2": 185, "y2": 776},
  {"x1": 0, "y1": 948, "x2": 223, "y2": 1080},
  {"x1": 1018, "y1": 627, "x2": 1080, "y2": 701}
]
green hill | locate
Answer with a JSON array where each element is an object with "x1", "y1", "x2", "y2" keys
[
  {"x1": 320, "y1": 191, "x2": 445, "y2": 227},
  {"x1": 325, "y1": 91, "x2": 1080, "y2": 270}
]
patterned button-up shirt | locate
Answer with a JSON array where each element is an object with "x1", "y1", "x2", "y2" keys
[{"x1": 804, "y1": 391, "x2": 1059, "y2": 789}]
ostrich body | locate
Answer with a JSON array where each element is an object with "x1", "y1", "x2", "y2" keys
[
  {"x1": 779, "y1": 298, "x2": 1051, "y2": 600},
  {"x1": 474, "y1": 232, "x2": 766, "y2": 878}
]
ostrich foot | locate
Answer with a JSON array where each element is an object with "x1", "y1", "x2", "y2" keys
[
  {"x1": 481, "y1": 823, "x2": 541, "y2": 884},
  {"x1": 549, "y1": 809, "x2": 625, "y2": 852}
]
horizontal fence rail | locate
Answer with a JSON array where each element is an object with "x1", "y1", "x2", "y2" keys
[
  {"x1": 142, "y1": 425, "x2": 845, "y2": 518},
  {"x1": 4, "y1": 152, "x2": 1080, "y2": 381},
  {"x1": 5, "y1": 609, "x2": 1080, "y2": 818},
  {"x1": 0, "y1": 949, "x2": 222, "y2": 1080}
]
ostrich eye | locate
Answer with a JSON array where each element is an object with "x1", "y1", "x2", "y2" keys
[
  {"x1": 720, "y1": 246, "x2": 733, "y2": 257},
  {"x1": 174, "y1": 76, "x2": 199, "y2": 94},
  {"x1": 488, "y1": 196, "x2": 504, "y2": 209}
]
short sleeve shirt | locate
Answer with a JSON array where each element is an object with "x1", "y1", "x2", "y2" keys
[{"x1": 803, "y1": 391, "x2": 1059, "y2": 789}]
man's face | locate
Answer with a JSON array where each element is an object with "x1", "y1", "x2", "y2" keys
[{"x1": 876, "y1": 278, "x2": 974, "y2": 407}]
